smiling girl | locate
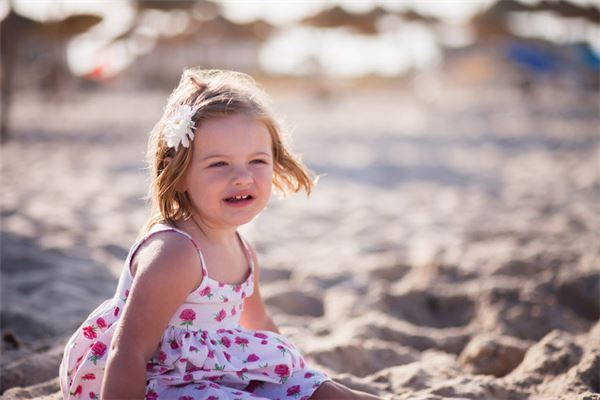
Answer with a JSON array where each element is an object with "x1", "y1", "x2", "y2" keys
[{"x1": 59, "y1": 68, "x2": 380, "y2": 400}]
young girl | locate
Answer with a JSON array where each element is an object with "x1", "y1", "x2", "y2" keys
[{"x1": 59, "y1": 68, "x2": 380, "y2": 400}]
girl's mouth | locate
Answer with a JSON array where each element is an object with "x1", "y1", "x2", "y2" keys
[{"x1": 224, "y1": 195, "x2": 254, "y2": 205}]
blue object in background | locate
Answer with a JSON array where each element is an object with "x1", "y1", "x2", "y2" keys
[
  {"x1": 575, "y1": 43, "x2": 600, "y2": 70},
  {"x1": 505, "y1": 42, "x2": 560, "y2": 74}
]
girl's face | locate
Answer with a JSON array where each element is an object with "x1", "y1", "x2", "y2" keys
[{"x1": 184, "y1": 113, "x2": 274, "y2": 230}]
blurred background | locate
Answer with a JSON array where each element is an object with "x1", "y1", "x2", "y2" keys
[
  {"x1": 2, "y1": 0, "x2": 599, "y2": 137},
  {"x1": 1, "y1": 1, "x2": 599, "y2": 398}
]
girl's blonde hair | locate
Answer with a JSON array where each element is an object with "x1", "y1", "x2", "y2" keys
[{"x1": 143, "y1": 68, "x2": 313, "y2": 234}]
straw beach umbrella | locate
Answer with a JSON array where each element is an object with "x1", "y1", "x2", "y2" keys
[
  {"x1": 301, "y1": 5, "x2": 387, "y2": 35},
  {"x1": 531, "y1": 0, "x2": 599, "y2": 23},
  {"x1": 0, "y1": 9, "x2": 102, "y2": 141}
]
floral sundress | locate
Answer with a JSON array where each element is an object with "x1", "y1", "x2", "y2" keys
[{"x1": 59, "y1": 224, "x2": 329, "y2": 399}]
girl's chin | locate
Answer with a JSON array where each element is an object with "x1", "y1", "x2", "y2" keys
[{"x1": 222, "y1": 209, "x2": 262, "y2": 227}]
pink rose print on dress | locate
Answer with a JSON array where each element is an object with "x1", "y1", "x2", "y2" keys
[
  {"x1": 158, "y1": 351, "x2": 167, "y2": 363},
  {"x1": 89, "y1": 391, "x2": 99, "y2": 399},
  {"x1": 245, "y1": 353, "x2": 259, "y2": 363},
  {"x1": 113, "y1": 306, "x2": 119, "y2": 317},
  {"x1": 274, "y1": 364, "x2": 290, "y2": 383},
  {"x1": 220, "y1": 336, "x2": 231, "y2": 348},
  {"x1": 287, "y1": 385, "x2": 301, "y2": 397},
  {"x1": 241, "y1": 291, "x2": 246, "y2": 298},
  {"x1": 214, "y1": 309, "x2": 226, "y2": 322},
  {"x1": 254, "y1": 332, "x2": 268, "y2": 339},
  {"x1": 183, "y1": 373, "x2": 192, "y2": 382},
  {"x1": 207, "y1": 396, "x2": 219, "y2": 400},
  {"x1": 231, "y1": 306, "x2": 236, "y2": 315},
  {"x1": 88, "y1": 341, "x2": 107, "y2": 365},
  {"x1": 304, "y1": 372, "x2": 313, "y2": 378},
  {"x1": 236, "y1": 367, "x2": 248, "y2": 380},
  {"x1": 96, "y1": 317, "x2": 107, "y2": 329},
  {"x1": 82, "y1": 326, "x2": 97, "y2": 340},
  {"x1": 179, "y1": 396, "x2": 194, "y2": 400},
  {"x1": 145, "y1": 389, "x2": 158, "y2": 400},
  {"x1": 221, "y1": 295, "x2": 229, "y2": 302},
  {"x1": 233, "y1": 284, "x2": 242, "y2": 293},
  {"x1": 71, "y1": 385, "x2": 82, "y2": 396},
  {"x1": 81, "y1": 373, "x2": 96, "y2": 381},
  {"x1": 261, "y1": 340, "x2": 268, "y2": 345},
  {"x1": 170, "y1": 339, "x2": 179, "y2": 350},
  {"x1": 277, "y1": 345, "x2": 287, "y2": 355},
  {"x1": 179, "y1": 309, "x2": 196, "y2": 328},
  {"x1": 200, "y1": 286, "x2": 213, "y2": 298},
  {"x1": 208, "y1": 350, "x2": 215, "y2": 359},
  {"x1": 70, "y1": 385, "x2": 83, "y2": 396},
  {"x1": 224, "y1": 351, "x2": 231, "y2": 362},
  {"x1": 235, "y1": 336, "x2": 249, "y2": 351}
]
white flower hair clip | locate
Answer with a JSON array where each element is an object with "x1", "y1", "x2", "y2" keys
[{"x1": 164, "y1": 104, "x2": 196, "y2": 150}]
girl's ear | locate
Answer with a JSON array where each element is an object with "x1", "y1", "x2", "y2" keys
[
  {"x1": 162, "y1": 156, "x2": 173, "y2": 170},
  {"x1": 177, "y1": 180, "x2": 188, "y2": 193}
]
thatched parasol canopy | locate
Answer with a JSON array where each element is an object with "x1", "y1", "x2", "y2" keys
[{"x1": 301, "y1": 5, "x2": 387, "y2": 35}]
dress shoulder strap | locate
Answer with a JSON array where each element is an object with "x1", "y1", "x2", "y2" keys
[
  {"x1": 126, "y1": 223, "x2": 208, "y2": 277},
  {"x1": 148, "y1": 223, "x2": 199, "y2": 248},
  {"x1": 236, "y1": 232, "x2": 255, "y2": 271}
]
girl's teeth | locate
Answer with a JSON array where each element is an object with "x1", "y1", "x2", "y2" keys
[{"x1": 229, "y1": 195, "x2": 251, "y2": 201}]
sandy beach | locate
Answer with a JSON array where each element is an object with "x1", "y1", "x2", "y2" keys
[{"x1": 1, "y1": 77, "x2": 599, "y2": 399}]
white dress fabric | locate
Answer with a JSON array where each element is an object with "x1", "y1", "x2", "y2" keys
[{"x1": 59, "y1": 224, "x2": 329, "y2": 400}]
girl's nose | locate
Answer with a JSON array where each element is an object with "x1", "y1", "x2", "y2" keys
[{"x1": 232, "y1": 168, "x2": 253, "y2": 186}]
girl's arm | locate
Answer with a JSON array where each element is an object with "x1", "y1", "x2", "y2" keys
[
  {"x1": 239, "y1": 247, "x2": 280, "y2": 333},
  {"x1": 101, "y1": 232, "x2": 202, "y2": 399}
]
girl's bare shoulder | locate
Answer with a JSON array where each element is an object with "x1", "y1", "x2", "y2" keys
[{"x1": 131, "y1": 230, "x2": 201, "y2": 280}]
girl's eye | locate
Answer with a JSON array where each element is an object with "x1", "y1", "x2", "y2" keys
[
  {"x1": 208, "y1": 161, "x2": 227, "y2": 168},
  {"x1": 250, "y1": 159, "x2": 267, "y2": 165}
]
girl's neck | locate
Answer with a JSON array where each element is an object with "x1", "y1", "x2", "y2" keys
[{"x1": 181, "y1": 214, "x2": 238, "y2": 246}]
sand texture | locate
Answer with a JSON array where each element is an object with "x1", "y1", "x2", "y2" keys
[{"x1": 1, "y1": 80, "x2": 599, "y2": 399}]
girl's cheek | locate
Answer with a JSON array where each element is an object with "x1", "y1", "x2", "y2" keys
[
  {"x1": 205, "y1": 170, "x2": 228, "y2": 181},
  {"x1": 260, "y1": 170, "x2": 274, "y2": 184}
]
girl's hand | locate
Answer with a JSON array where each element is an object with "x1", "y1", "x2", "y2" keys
[{"x1": 101, "y1": 231, "x2": 203, "y2": 399}]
